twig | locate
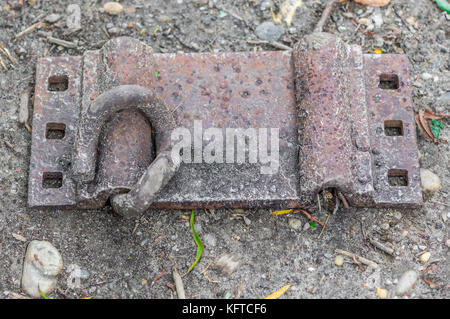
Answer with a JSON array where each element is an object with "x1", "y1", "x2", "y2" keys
[
  {"x1": 172, "y1": 266, "x2": 185, "y2": 299},
  {"x1": 429, "y1": 200, "x2": 450, "y2": 208},
  {"x1": 335, "y1": 249, "x2": 379, "y2": 268},
  {"x1": 369, "y1": 238, "x2": 395, "y2": 256},
  {"x1": 422, "y1": 261, "x2": 449, "y2": 289},
  {"x1": 47, "y1": 36, "x2": 78, "y2": 49},
  {"x1": 0, "y1": 44, "x2": 17, "y2": 65},
  {"x1": 338, "y1": 191, "x2": 350, "y2": 209},
  {"x1": 151, "y1": 268, "x2": 167, "y2": 287},
  {"x1": 247, "y1": 40, "x2": 292, "y2": 51},
  {"x1": 293, "y1": 209, "x2": 325, "y2": 227},
  {"x1": 332, "y1": 194, "x2": 340, "y2": 215},
  {"x1": 314, "y1": 0, "x2": 339, "y2": 33},
  {"x1": 14, "y1": 22, "x2": 45, "y2": 40},
  {"x1": 318, "y1": 214, "x2": 331, "y2": 239},
  {"x1": 317, "y1": 193, "x2": 322, "y2": 213},
  {"x1": 0, "y1": 55, "x2": 7, "y2": 71}
]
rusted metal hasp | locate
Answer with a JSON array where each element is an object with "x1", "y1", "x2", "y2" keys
[{"x1": 28, "y1": 34, "x2": 422, "y2": 214}]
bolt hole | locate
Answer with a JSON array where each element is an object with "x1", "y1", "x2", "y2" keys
[
  {"x1": 48, "y1": 75, "x2": 68, "y2": 92},
  {"x1": 388, "y1": 169, "x2": 408, "y2": 187},
  {"x1": 42, "y1": 172, "x2": 63, "y2": 189},
  {"x1": 46, "y1": 123, "x2": 66, "y2": 139},
  {"x1": 379, "y1": 74, "x2": 399, "y2": 90},
  {"x1": 384, "y1": 120, "x2": 403, "y2": 136}
]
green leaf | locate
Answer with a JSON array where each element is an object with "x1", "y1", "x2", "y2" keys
[
  {"x1": 185, "y1": 210, "x2": 203, "y2": 276},
  {"x1": 154, "y1": 70, "x2": 159, "y2": 78},
  {"x1": 309, "y1": 221, "x2": 316, "y2": 229},
  {"x1": 431, "y1": 120, "x2": 444, "y2": 139},
  {"x1": 38, "y1": 288, "x2": 52, "y2": 299}
]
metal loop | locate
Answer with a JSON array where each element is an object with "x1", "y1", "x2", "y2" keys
[{"x1": 72, "y1": 85, "x2": 179, "y2": 217}]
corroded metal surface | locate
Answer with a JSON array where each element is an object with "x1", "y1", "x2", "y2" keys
[{"x1": 28, "y1": 35, "x2": 422, "y2": 212}]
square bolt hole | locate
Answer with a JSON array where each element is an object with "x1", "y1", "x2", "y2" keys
[
  {"x1": 46, "y1": 123, "x2": 66, "y2": 139},
  {"x1": 48, "y1": 75, "x2": 68, "y2": 92},
  {"x1": 42, "y1": 172, "x2": 63, "y2": 189},
  {"x1": 379, "y1": 74, "x2": 399, "y2": 90},
  {"x1": 388, "y1": 169, "x2": 408, "y2": 187},
  {"x1": 384, "y1": 120, "x2": 403, "y2": 136}
]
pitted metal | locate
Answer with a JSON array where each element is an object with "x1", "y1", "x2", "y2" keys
[{"x1": 28, "y1": 35, "x2": 422, "y2": 214}]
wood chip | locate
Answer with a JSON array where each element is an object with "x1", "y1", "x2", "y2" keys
[
  {"x1": 47, "y1": 36, "x2": 78, "y2": 49},
  {"x1": 172, "y1": 266, "x2": 185, "y2": 299},
  {"x1": 19, "y1": 88, "x2": 31, "y2": 125},
  {"x1": 12, "y1": 233, "x2": 27, "y2": 242}
]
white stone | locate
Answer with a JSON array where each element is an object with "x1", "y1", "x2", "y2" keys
[
  {"x1": 66, "y1": 4, "x2": 81, "y2": 30},
  {"x1": 21, "y1": 240, "x2": 63, "y2": 298},
  {"x1": 395, "y1": 270, "x2": 418, "y2": 296},
  {"x1": 420, "y1": 169, "x2": 441, "y2": 192}
]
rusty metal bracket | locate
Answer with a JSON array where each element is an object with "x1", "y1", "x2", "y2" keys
[{"x1": 28, "y1": 34, "x2": 422, "y2": 214}]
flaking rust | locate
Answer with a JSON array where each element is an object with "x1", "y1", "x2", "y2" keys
[{"x1": 28, "y1": 34, "x2": 422, "y2": 214}]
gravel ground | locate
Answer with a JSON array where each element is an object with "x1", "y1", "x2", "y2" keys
[{"x1": 0, "y1": 0, "x2": 448, "y2": 299}]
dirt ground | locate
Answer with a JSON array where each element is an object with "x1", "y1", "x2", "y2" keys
[{"x1": 0, "y1": 0, "x2": 448, "y2": 299}]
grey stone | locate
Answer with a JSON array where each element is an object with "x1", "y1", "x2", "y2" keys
[
  {"x1": 203, "y1": 233, "x2": 217, "y2": 247},
  {"x1": 21, "y1": 240, "x2": 63, "y2": 298},
  {"x1": 436, "y1": 92, "x2": 450, "y2": 105},
  {"x1": 255, "y1": 21, "x2": 284, "y2": 42}
]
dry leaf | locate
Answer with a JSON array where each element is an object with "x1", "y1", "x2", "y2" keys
[
  {"x1": 265, "y1": 284, "x2": 292, "y2": 299},
  {"x1": 415, "y1": 109, "x2": 450, "y2": 143}
]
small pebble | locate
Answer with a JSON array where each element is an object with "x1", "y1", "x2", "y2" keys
[
  {"x1": 420, "y1": 169, "x2": 441, "y2": 192},
  {"x1": 420, "y1": 252, "x2": 430, "y2": 263},
  {"x1": 421, "y1": 73, "x2": 433, "y2": 80},
  {"x1": 393, "y1": 211, "x2": 402, "y2": 220},
  {"x1": 395, "y1": 270, "x2": 418, "y2": 296},
  {"x1": 303, "y1": 222, "x2": 310, "y2": 231},
  {"x1": 371, "y1": 13, "x2": 383, "y2": 28},
  {"x1": 288, "y1": 218, "x2": 302, "y2": 230},
  {"x1": 445, "y1": 239, "x2": 450, "y2": 247},
  {"x1": 380, "y1": 222, "x2": 390, "y2": 230},
  {"x1": 334, "y1": 255, "x2": 344, "y2": 267},
  {"x1": 103, "y1": 2, "x2": 124, "y2": 15},
  {"x1": 358, "y1": 18, "x2": 371, "y2": 26},
  {"x1": 243, "y1": 216, "x2": 251, "y2": 226},
  {"x1": 376, "y1": 288, "x2": 388, "y2": 299}
]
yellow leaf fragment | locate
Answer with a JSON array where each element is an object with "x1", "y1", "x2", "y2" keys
[
  {"x1": 271, "y1": 209, "x2": 293, "y2": 216},
  {"x1": 271, "y1": 0, "x2": 303, "y2": 26},
  {"x1": 352, "y1": 0, "x2": 391, "y2": 6},
  {"x1": 265, "y1": 284, "x2": 292, "y2": 299},
  {"x1": 374, "y1": 48, "x2": 382, "y2": 54}
]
